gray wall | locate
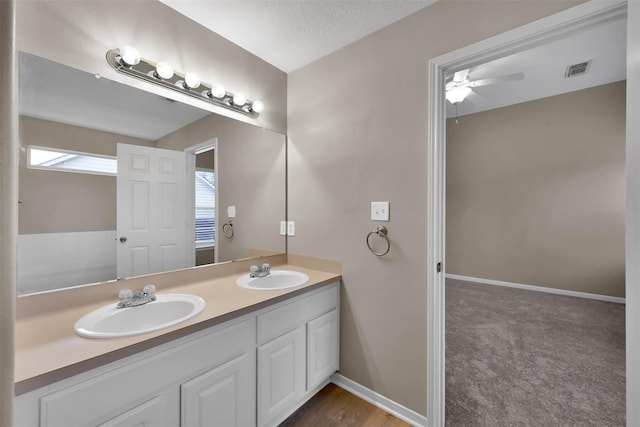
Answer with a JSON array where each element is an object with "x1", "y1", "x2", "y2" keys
[
  {"x1": 446, "y1": 82, "x2": 626, "y2": 297},
  {"x1": 287, "y1": 0, "x2": 584, "y2": 415},
  {"x1": 0, "y1": 1, "x2": 17, "y2": 423},
  {"x1": 19, "y1": 116, "x2": 154, "y2": 234}
]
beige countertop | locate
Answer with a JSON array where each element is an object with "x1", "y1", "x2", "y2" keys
[{"x1": 15, "y1": 255, "x2": 341, "y2": 394}]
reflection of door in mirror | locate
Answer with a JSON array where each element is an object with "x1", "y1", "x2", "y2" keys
[{"x1": 116, "y1": 143, "x2": 191, "y2": 279}]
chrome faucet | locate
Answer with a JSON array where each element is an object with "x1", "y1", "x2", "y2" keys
[
  {"x1": 249, "y1": 263, "x2": 271, "y2": 278},
  {"x1": 117, "y1": 284, "x2": 157, "y2": 309}
]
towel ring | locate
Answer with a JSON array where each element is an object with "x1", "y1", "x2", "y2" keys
[
  {"x1": 366, "y1": 226, "x2": 390, "y2": 256},
  {"x1": 222, "y1": 221, "x2": 234, "y2": 239}
]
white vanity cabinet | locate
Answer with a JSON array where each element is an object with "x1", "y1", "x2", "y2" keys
[
  {"x1": 15, "y1": 282, "x2": 339, "y2": 427},
  {"x1": 256, "y1": 283, "x2": 339, "y2": 427},
  {"x1": 15, "y1": 317, "x2": 256, "y2": 427}
]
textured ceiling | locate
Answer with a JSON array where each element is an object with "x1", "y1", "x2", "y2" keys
[
  {"x1": 161, "y1": 1, "x2": 626, "y2": 118},
  {"x1": 159, "y1": 0, "x2": 437, "y2": 73},
  {"x1": 20, "y1": 2, "x2": 627, "y2": 134}
]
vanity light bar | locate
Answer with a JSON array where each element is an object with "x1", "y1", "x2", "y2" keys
[{"x1": 106, "y1": 46, "x2": 263, "y2": 118}]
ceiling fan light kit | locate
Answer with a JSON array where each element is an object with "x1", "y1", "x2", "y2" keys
[
  {"x1": 445, "y1": 86, "x2": 472, "y2": 104},
  {"x1": 445, "y1": 68, "x2": 525, "y2": 105}
]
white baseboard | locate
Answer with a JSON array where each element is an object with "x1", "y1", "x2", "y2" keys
[
  {"x1": 446, "y1": 273, "x2": 626, "y2": 304},
  {"x1": 330, "y1": 373, "x2": 427, "y2": 427}
]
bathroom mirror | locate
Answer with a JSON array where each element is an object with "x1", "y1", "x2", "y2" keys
[{"x1": 17, "y1": 52, "x2": 286, "y2": 296}]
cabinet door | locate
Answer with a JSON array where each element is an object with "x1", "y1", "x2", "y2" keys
[
  {"x1": 257, "y1": 327, "x2": 305, "y2": 427},
  {"x1": 181, "y1": 352, "x2": 255, "y2": 427},
  {"x1": 307, "y1": 309, "x2": 339, "y2": 390}
]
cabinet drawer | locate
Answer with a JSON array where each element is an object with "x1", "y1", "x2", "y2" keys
[
  {"x1": 98, "y1": 395, "x2": 169, "y2": 427},
  {"x1": 257, "y1": 283, "x2": 338, "y2": 345}
]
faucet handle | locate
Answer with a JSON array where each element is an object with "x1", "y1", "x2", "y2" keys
[
  {"x1": 119, "y1": 289, "x2": 133, "y2": 300},
  {"x1": 143, "y1": 285, "x2": 156, "y2": 301},
  {"x1": 262, "y1": 263, "x2": 270, "y2": 272},
  {"x1": 250, "y1": 265, "x2": 259, "y2": 273}
]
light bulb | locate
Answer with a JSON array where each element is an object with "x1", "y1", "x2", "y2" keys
[
  {"x1": 445, "y1": 87, "x2": 472, "y2": 104},
  {"x1": 184, "y1": 72, "x2": 201, "y2": 89},
  {"x1": 155, "y1": 62, "x2": 174, "y2": 80},
  {"x1": 209, "y1": 85, "x2": 226, "y2": 99},
  {"x1": 233, "y1": 93, "x2": 246, "y2": 106},
  {"x1": 120, "y1": 45, "x2": 140, "y2": 67},
  {"x1": 251, "y1": 100, "x2": 264, "y2": 113}
]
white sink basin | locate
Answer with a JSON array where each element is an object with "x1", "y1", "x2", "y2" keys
[
  {"x1": 74, "y1": 294, "x2": 206, "y2": 339},
  {"x1": 236, "y1": 270, "x2": 309, "y2": 291}
]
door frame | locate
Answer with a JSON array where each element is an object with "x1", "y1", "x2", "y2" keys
[
  {"x1": 186, "y1": 138, "x2": 218, "y2": 264},
  {"x1": 426, "y1": 1, "x2": 636, "y2": 425}
]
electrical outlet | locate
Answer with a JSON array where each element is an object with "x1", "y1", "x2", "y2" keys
[
  {"x1": 371, "y1": 201, "x2": 390, "y2": 221},
  {"x1": 287, "y1": 221, "x2": 295, "y2": 236},
  {"x1": 280, "y1": 221, "x2": 287, "y2": 236}
]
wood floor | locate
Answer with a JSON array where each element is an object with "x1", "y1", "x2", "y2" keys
[{"x1": 279, "y1": 383, "x2": 411, "y2": 427}]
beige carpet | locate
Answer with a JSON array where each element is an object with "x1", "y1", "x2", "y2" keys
[{"x1": 445, "y1": 278, "x2": 625, "y2": 426}]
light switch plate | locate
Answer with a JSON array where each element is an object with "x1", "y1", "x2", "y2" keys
[
  {"x1": 227, "y1": 206, "x2": 236, "y2": 218},
  {"x1": 371, "y1": 201, "x2": 390, "y2": 221},
  {"x1": 280, "y1": 221, "x2": 295, "y2": 236}
]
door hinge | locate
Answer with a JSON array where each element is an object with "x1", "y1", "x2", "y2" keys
[{"x1": 437, "y1": 262, "x2": 442, "y2": 273}]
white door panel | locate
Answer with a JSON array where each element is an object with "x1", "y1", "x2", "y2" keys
[
  {"x1": 117, "y1": 143, "x2": 192, "y2": 279},
  {"x1": 257, "y1": 327, "x2": 305, "y2": 426},
  {"x1": 181, "y1": 352, "x2": 255, "y2": 427}
]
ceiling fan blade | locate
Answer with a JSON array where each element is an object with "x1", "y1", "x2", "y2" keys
[
  {"x1": 469, "y1": 72, "x2": 524, "y2": 87},
  {"x1": 452, "y1": 68, "x2": 470, "y2": 83}
]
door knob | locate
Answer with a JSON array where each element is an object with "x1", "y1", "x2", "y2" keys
[{"x1": 119, "y1": 237, "x2": 128, "y2": 243}]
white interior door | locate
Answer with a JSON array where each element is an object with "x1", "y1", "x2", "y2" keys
[{"x1": 117, "y1": 143, "x2": 192, "y2": 279}]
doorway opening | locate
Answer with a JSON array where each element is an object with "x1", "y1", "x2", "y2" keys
[
  {"x1": 186, "y1": 139, "x2": 218, "y2": 265},
  {"x1": 426, "y1": 1, "x2": 634, "y2": 425}
]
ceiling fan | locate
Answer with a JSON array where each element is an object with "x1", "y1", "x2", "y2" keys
[{"x1": 445, "y1": 68, "x2": 525, "y2": 104}]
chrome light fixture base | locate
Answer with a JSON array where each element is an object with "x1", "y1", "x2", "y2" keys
[{"x1": 106, "y1": 48, "x2": 261, "y2": 118}]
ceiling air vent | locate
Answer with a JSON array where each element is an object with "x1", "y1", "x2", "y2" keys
[{"x1": 565, "y1": 60, "x2": 592, "y2": 78}]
